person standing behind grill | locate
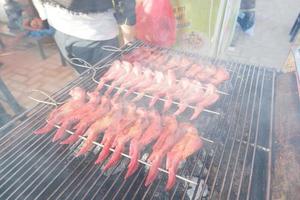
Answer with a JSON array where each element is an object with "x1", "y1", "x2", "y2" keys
[{"x1": 31, "y1": 0, "x2": 136, "y2": 74}]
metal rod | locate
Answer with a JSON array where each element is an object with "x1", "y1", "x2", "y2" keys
[
  {"x1": 86, "y1": 160, "x2": 126, "y2": 200},
  {"x1": 198, "y1": 62, "x2": 245, "y2": 198},
  {"x1": 170, "y1": 151, "x2": 203, "y2": 200},
  {"x1": 119, "y1": 166, "x2": 145, "y2": 200},
  {"x1": 181, "y1": 152, "x2": 209, "y2": 200},
  {"x1": 112, "y1": 166, "x2": 143, "y2": 200},
  {"x1": 235, "y1": 67, "x2": 260, "y2": 199},
  {"x1": 191, "y1": 152, "x2": 211, "y2": 200},
  {"x1": 131, "y1": 171, "x2": 149, "y2": 199},
  {"x1": 246, "y1": 68, "x2": 266, "y2": 200},
  {"x1": 0, "y1": 108, "x2": 29, "y2": 133},
  {"x1": 219, "y1": 65, "x2": 257, "y2": 199},
  {"x1": 57, "y1": 163, "x2": 100, "y2": 200},
  {"x1": 208, "y1": 65, "x2": 252, "y2": 199},
  {"x1": 0, "y1": 136, "x2": 63, "y2": 199},
  {"x1": 0, "y1": 122, "x2": 53, "y2": 179},
  {"x1": 178, "y1": 59, "x2": 236, "y2": 200},
  {"x1": 101, "y1": 164, "x2": 129, "y2": 200},
  {"x1": 227, "y1": 67, "x2": 261, "y2": 200},
  {"x1": 103, "y1": 83, "x2": 220, "y2": 115},
  {"x1": 0, "y1": 114, "x2": 50, "y2": 163},
  {"x1": 141, "y1": 173, "x2": 161, "y2": 200},
  {"x1": 18, "y1": 143, "x2": 82, "y2": 200},
  {"x1": 0, "y1": 106, "x2": 51, "y2": 153},
  {"x1": 266, "y1": 71, "x2": 275, "y2": 200},
  {"x1": 63, "y1": 164, "x2": 103, "y2": 200},
  {"x1": 36, "y1": 147, "x2": 97, "y2": 200}
]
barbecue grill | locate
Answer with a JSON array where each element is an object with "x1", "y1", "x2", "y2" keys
[{"x1": 0, "y1": 41, "x2": 275, "y2": 200}]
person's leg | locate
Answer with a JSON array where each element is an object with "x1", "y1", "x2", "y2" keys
[
  {"x1": 89, "y1": 37, "x2": 119, "y2": 67},
  {"x1": 54, "y1": 30, "x2": 94, "y2": 74},
  {"x1": 54, "y1": 30, "x2": 119, "y2": 74}
]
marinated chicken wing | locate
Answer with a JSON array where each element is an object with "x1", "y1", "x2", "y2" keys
[
  {"x1": 94, "y1": 103, "x2": 137, "y2": 165},
  {"x1": 75, "y1": 101, "x2": 123, "y2": 156},
  {"x1": 144, "y1": 116, "x2": 182, "y2": 186},
  {"x1": 52, "y1": 91, "x2": 101, "y2": 142},
  {"x1": 165, "y1": 123, "x2": 203, "y2": 190},
  {"x1": 33, "y1": 87, "x2": 86, "y2": 135},
  {"x1": 125, "y1": 110, "x2": 162, "y2": 178},
  {"x1": 103, "y1": 108, "x2": 149, "y2": 171},
  {"x1": 60, "y1": 95, "x2": 111, "y2": 144}
]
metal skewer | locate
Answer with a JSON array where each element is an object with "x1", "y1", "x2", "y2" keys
[
  {"x1": 55, "y1": 125, "x2": 199, "y2": 186},
  {"x1": 103, "y1": 83, "x2": 221, "y2": 115}
]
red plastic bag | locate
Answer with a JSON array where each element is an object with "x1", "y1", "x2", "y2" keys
[{"x1": 136, "y1": 0, "x2": 176, "y2": 47}]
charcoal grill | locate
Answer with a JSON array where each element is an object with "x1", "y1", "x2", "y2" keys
[{"x1": 0, "y1": 41, "x2": 276, "y2": 200}]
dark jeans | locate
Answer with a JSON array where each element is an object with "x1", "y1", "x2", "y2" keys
[{"x1": 54, "y1": 30, "x2": 119, "y2": 74}]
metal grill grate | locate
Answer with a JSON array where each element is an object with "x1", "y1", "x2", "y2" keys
[{"x1": 0, "y1": 42, "x2": 275, "y2": 200}]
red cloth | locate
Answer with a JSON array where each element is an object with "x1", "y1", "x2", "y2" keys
[{"x1": 136, "y1": 0, "x2": 176, "y2": 47}]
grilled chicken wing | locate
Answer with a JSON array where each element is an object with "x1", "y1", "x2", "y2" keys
[
  {"x1": 165, "y1": 123, "x2": 203, "y2": 190},
  {"x1": 94, "y1": 103, "x2": 137, "y2": 165},
  {"x1": 190, "y1": 83, "x2": 219, "y2": 120},
  {"x1": 112, "y1": 62, "x2": 143, "y2": 100},
  {"x1": 104, "y1": 61, "x2": 132, "y2": 95},
  {"x1": 123, "y1": 68, "x2": 154, "y2": 98},
  {"x1": 52, "y1": 91, "x2": 101, "y2": 142},
  {"x1": 103, "y1": 108, "x2": 149, "y2": 171},
  {"x1": 96, "y1": 60, "x2": 123, "y2": 91},
  {"x1": 75, "y1": 101, "x2": 123, "y2": 156},
  {"x1": 173, "y1": 80, "x2": 205, "y2": 116},
  {"x1": 144, "y1": 116, "x2": 182, "y2": 186},
  {"x1": 131, "y1": 71, "x2": 165, "y2": 102},
  {"x1": 125, "y1": 110, "x2": 162, "y2": 178},
  {"x1": 210, "y1": 67, "x2": 230, "y2": 85},
  {"x1": 33, "y1": 87, "x2": 86, "y2": 135},
  {"x1": 60, "y1": 96, "x2": 111, "y2": 144},
  {"x1": 148, "y1": 70, "x2": 176, "y2": 108}
]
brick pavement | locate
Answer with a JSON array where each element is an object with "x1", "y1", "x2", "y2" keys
[{"x1": 0, "y1": 44, "x2": 77, "y2": 113}]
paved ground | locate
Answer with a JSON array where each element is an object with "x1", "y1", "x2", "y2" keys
[
  {"x1": 0, "y1": 39, "x2": 76, "y2": 114},
  {"x1": 221, "y1": 0, "x2": 300, "y2": 70}
]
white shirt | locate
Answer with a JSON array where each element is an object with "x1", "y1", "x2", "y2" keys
[{"x1": 32, "y1": 0, "x2": 119, "y2": 41}]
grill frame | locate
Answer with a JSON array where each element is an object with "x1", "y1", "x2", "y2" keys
[{"x1": 0, "y1": 41, "x2": 276, "y2": 200}]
